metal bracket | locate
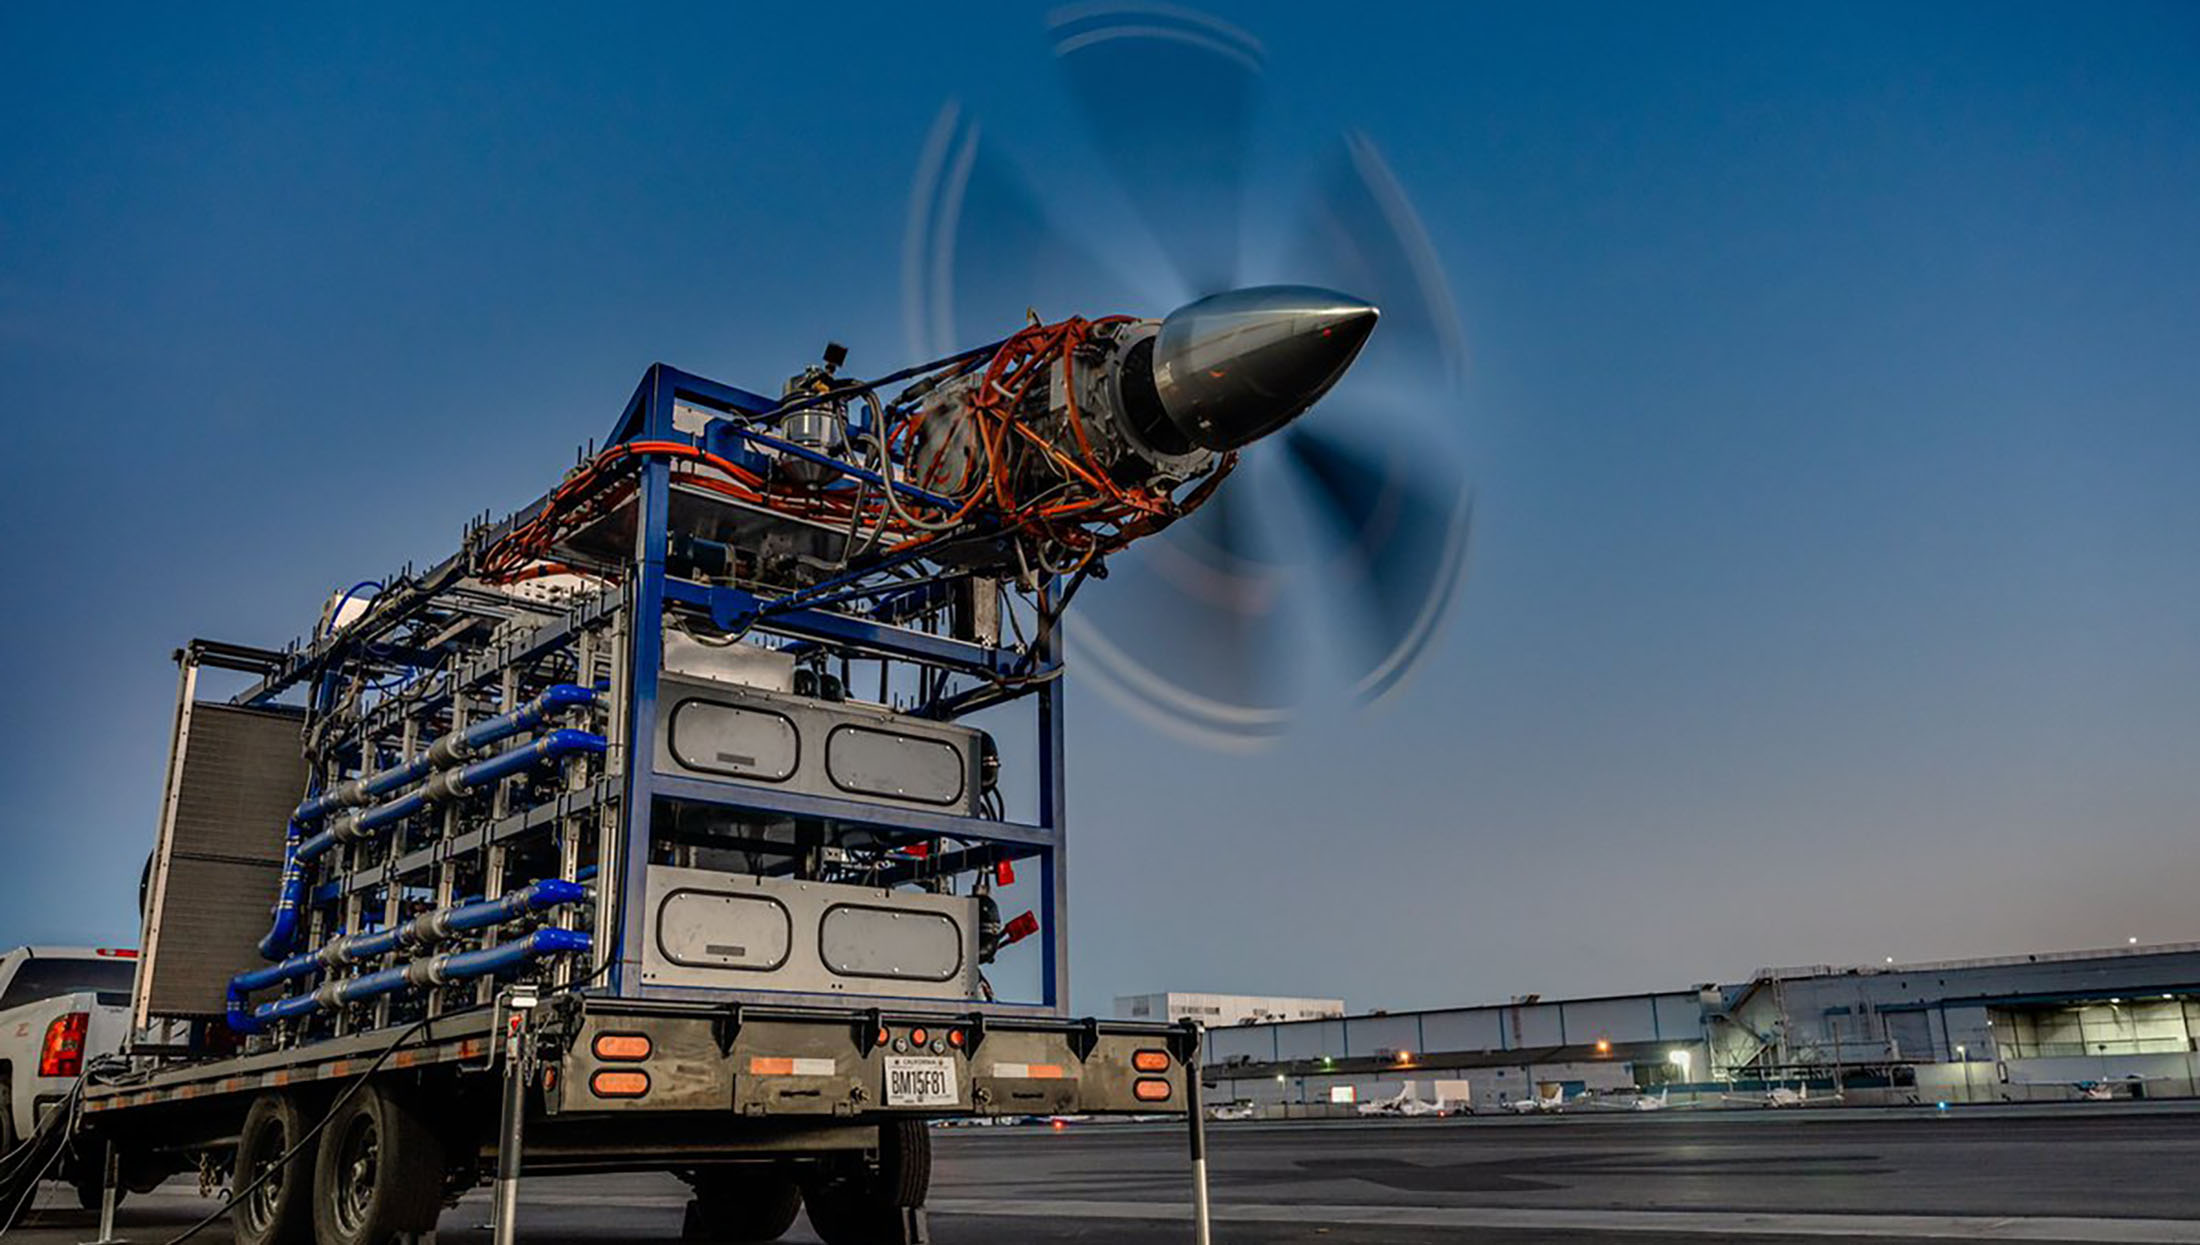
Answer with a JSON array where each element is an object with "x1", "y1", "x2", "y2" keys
[
  {"x1": 712, "y1": 1003, "x2": 745, "y2": 1057},
  {"x1": 1068, "y1": 1016, "x2": 1101, "y2": 1064},
  {"x1": 1169, "y1": 1018, "x2": 1202, "y2": 1068}
]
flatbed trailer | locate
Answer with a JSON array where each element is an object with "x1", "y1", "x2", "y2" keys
[{"x1": 79, "y1": 996, "x2": 1196, "y2": 1243}]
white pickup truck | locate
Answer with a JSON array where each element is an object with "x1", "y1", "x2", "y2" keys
[{"x1": 0, "y1": 946, "x2": 137, "y2": 1203}]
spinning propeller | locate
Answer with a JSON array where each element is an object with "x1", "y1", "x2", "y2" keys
[{"x1": 904, "y1": 3, "x2": 1474, "y2": 747}]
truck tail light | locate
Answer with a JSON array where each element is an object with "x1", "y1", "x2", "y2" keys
[
  {"x1": 590, "y1": 1069, "x2": 650, "y2": 1098},
  {"x1": 592, "y1": 1033, "x2": 651, "y2": 1061},
  {"x1": 1133, "y1": 1078, "x2": 1173, "y2": 1102},
  {"x1": 994, "y1": 859, "x2": 1015, "y2": 887},
  {"x1": 1001, "y1": 911, "x2": 1039, "y2": 947},
  {"x1": 40, "y1": 1012, "x2": 89, "y2": 1079},
  {"x1": 1133, "y1": 1049, "x2": 1171, "y2": 1073}
]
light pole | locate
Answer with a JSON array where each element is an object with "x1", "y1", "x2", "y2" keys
[{"x1": 1955, "y1": 1043, "x2": 1971, "y2": 1103}]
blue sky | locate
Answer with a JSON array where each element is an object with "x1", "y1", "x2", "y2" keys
[{"x1": 3, "y1": 2, "x2": 2196, "y2": 1014}]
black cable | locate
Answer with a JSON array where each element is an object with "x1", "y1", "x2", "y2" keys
[
  {"x1": 0, "y1": 1075, "x2": 86, "y2": 1235},
  {"x1": 154, "y1": 1014, "x2": 437, "y2": 1245}
]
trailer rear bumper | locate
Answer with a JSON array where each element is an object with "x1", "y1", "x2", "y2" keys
[{"x1": 541, "y1": 996, "x2": 1195, "y2": 1121}]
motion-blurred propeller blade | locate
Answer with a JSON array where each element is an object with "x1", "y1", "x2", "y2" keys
[
  {"x1": 1066, "y1": 479, "x2": 1293, "y2": 747},
  {"x1": 1287, "y1": 132, "x2": 1468, "y2": 400},
  {"x1": 1048, "y1": 3, "x2": 1264, "y2": 299},
  {"x1": 905, "y1": 104, "x2": 1142, "y2": 356},
  {"x1": 1279, "y1": 422, "x2": 1474, "y2": 703}
]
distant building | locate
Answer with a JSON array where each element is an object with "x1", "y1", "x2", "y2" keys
[
  {"x1": 1115, "y1": 992, "x2": 1346, "y2": 1028},
  {"x1": 1197, "y1": 940, "x2": 2200, "y2": 1113}
]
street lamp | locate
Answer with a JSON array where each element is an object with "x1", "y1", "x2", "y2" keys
[
  {"x1": 1668, "y1": 1049, "x2": 1693, "y2": 1083},
  {"x1": 1954, "y1": 1044, "x2": 1972, "y2": 1102}
]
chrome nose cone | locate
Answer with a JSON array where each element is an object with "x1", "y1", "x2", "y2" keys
[{"x1": 1151, "y1": 285, "x2": 1379, "y2": 452}]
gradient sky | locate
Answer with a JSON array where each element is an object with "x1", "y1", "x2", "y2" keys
[{"x1": 3, "y1": 2, "x2": 2196, "y2": 1016}]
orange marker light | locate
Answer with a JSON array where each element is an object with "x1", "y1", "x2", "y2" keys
[
  {"x1": 1132, "y1": 1049, "x2": 1171, "y2": 1073},
  {"x1": 590, "y1": 1070, "x2": 650, "y2": 1098},
  {"x1": 876, "y1": 1027, "x2": 893, "y2": 1049},
  {"x1": 593, "y1": 1033, "x2": 652, "y2": 1061},
  {"x1": 1133, "y1": 1078, "x2": 1173, "y2": 1102},
  {"x1": 947, "y1": 1029, "x2": 966, "y2": 1049},
  {"x1": 910, "y1": 1028, "x2": 929, "y2": 1047}
]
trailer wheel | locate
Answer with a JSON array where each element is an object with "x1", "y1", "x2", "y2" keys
[
  {"x1": 681, "y1": 1168, "x2": 803, "y2": 1242},
  {"x1": 311, "y1": 1082, "x2": 446, "y2": 1245},
  {"x1": 800, "y1": 1120, "x2": 931, "y2": 1245},
  {"x1": 232, "y1": 1095, "x2": 312, "y2": 1245}
]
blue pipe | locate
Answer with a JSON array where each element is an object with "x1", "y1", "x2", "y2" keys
[
  {"x1": 299, "y1": 730, "x2": 606, "y2": 861},
  {"x1": 262, "y1": 728, "x2": 603, "y2": 958},
  {"x1": 249, "y1": 928, "x2": 591, "y2": 1026},
  {"x1": 259, "y1": 686, "x2": 597, "y2": 960},
  {"x1": 229, "y1": 881, "x2": 589, "y2": 1032},
  {"x1": 292, "y1": 684, "x2": 596, "y2": 825}
]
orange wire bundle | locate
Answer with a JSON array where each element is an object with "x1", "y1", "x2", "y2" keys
[{"x1": 477, "y1": 320, "x2": 1230, "y2": 584}]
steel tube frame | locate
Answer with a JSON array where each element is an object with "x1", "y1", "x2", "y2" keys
[{"x1": 609, "y1": 365, "x2": 1073, "y2": 1014}]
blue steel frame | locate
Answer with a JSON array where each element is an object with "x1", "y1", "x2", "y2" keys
[{"x1": 605, "y1": 365, "x2": 1072, "y2": 1019}]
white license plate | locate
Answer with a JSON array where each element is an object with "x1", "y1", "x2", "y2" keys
[{"x1": 884, "y1": 1055, "x2": 958, "y2": 1107}]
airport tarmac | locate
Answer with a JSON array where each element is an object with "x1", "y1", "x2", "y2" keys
[{"x1": 12, "y1": 1106, "x2": 2200, "y2": 1243}]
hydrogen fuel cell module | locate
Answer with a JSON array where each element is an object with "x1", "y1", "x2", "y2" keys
[{"x1": 85, "y1": 285, "x2": 1378, "y2": 1245}]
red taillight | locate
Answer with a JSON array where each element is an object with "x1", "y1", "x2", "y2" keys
[
  {"x1": 994, "y1": 860, "x2": 1016, "y2": 887},
  {"x1": 94, "y1": 948, "x2": 138, "y2": 959},
  {"x1": 947, "y1": 1028, "x2": 966, "y2": 1049},
  {"x1": 40, "y1": 1012, "x2": 89, "y2": 1079},
  {"x1": 1001, "y1": 911, "x2": 1039, "y2": 947},
  {"x1": 909, "y1": 1028, "x2": 930, "y2": 1048}
]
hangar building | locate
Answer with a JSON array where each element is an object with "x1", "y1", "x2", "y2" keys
[{"x1": 1195, "y1": 940, "x2": 2200, "y2": 1111}]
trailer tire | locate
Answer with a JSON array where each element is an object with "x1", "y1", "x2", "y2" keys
[
  {"x1": 311, "y1": 1082, "x2": 446, "y2": 1245},
  {"x1": 682, "y1": 1168, "x2": 803, "y2": 1241},
  {"x1": 232, "y1": 1095, "x2": 313, "y2": 1245},
  {"x1": 800, "y1": 1121, "x2": 930, "y2": 1245}
]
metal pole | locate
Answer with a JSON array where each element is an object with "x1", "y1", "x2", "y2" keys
[
  {"x1": 1183, "y1": 1021, "x2": 1211, "y2": 1245},
  {"x1": 79, "y1": 1140, "x2": 125, "y2": 1245},
  {"x1": 491, "y1": 988, "x2": 537, "y2": 1245}
]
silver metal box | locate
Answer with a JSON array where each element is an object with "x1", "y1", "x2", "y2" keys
[
  {"x1": 639, "y1": 866, "x2": 979, "y2": 1002},
  {"x1": 651, "y1": 674, "x2": 985, "y2": 817}
]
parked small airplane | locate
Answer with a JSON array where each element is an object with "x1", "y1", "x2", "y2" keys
[
  {"x1": 1357, "y1": 1085, "x2": 1446, "y2": 1117},
  {"x1": 1722, "y1": 1084, "x2": 1815, "y2": 1108},
  {"x1": 1504, "y1": 1085, "x2": 1574, "y2": 1114}
]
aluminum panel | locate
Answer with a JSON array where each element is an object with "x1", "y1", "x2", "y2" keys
[
  {"x1": 656, "y1": 890, "x2": 792, "y2": 971},
  {"x1": 819, "y1": 904, "x2": 963, "y2": 982},
  {"x1": 668, "y1": 701, "x2": 799, "y2": 781},
  {"x1": 825, "y1": 727, "x2": 965, "y2": 805}
]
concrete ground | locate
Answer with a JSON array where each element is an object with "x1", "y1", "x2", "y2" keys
[{"x1": 12, "y1": 1105, "x2": 2200, "y2": 1243}]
